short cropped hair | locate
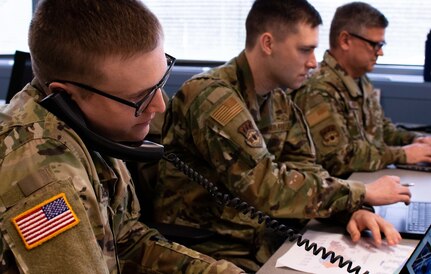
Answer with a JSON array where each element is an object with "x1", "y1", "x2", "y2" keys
[
  {"x1": 245, "y1": 0, "x2": 322, "y2": 49},
  {"x1": 29, "y1": 0, "x2": 163, "y2": 84},
  {"x1": 329, "y1": 2, "x2": 388, "y2": 49}
]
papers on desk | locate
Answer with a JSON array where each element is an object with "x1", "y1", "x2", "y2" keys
[{"x1": 275, "y1": 229, "x2": 414, "y2": 274}]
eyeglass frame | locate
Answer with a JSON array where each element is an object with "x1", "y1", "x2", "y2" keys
[
  {"x1": 348, "y1": 32, "x2": 386, "y2": 52},
  {"x1": 46, "y1": 53, "x2": 176, "y2": 117}
]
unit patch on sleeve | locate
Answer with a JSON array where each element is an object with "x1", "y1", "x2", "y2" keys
[
  {"x1": 319, "y1": 125, "x2": 340, "y2": 146},
  {"x1": 238, "y1": 120, "x2": 263, "y2": 148},
  {"x1": 12, "y1": 193, "x2": 80, "y2": 250}
]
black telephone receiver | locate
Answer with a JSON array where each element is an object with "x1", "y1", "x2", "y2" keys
[
  {"x1": 39, "y1": 92, "x2": 369, "y2": 274},
  {"x1": 39, "y1": 91, "x2": 163, "y2": 162}
]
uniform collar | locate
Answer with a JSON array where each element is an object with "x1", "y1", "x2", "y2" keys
[
  {"x1": 323, "y1": 50, "x2": 363, "y2": 98},
  {"x1": 235, "y1": 51, "x2": 266, "y2": 121}
]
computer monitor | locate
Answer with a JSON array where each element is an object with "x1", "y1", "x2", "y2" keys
[{"x1": 6, "y1": 51, "x2": 32, "y2": 103}]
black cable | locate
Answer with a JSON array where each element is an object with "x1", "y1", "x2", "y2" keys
[{"x1": 163, "y1": 153, "x2": 370, "y2": 274}]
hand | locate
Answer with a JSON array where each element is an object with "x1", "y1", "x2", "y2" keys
[
  {"x1": 403, "y1": 143, "x2": 431, "y2": 163},
  {"x1": 347, "y1": 209, "x2": 402, "y2": 246},
  {"x1": 364, "y1": 175, "x2": 411, "y2": 206},
  {"x1": 413, "y1": 136, "x2": 431, "y2": 145}
]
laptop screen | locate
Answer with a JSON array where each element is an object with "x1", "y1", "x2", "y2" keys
[{"x1": 400, "y1": 224, "x2": 431, "y2": 273}]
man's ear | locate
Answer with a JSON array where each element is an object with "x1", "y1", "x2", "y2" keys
[
  {"x1": 339, "y1": 30, "x2": 351, "y2": 51},
  {"x1": 46, "y1": 82, "x2": 70, "y2": 95},
  {"x1": 259, "y1": 32, "x2": 275, "y2": 55}
]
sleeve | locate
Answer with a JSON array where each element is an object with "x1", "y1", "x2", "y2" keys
[
  {"x1": 0, "y1": 137, "x2": 244, "y2": 274},
  {"x1": 294, "y1": 87, "x2": 405, "y2": 177},
  {"x1": 0, "y1": 134, "x2": 113, "y2": 273},
  {"x1": 382, "y1": 116, "x2": 422, "y2": 146},
  {"x1": 363, "y1": 76, "x2": 419, "y2": 147},
  {"x1": 118, "y1": 222, "x2": 244, "y2": 273},
  {"x1": 173, "y1": 82, "x2": 365, "y2": 220}
]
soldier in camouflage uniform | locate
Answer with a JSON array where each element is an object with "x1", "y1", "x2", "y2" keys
[
  {"x1": 293, "y1": 2, "x2": 431, "y2": 178},
  {"x1": 0, "y1": 0, "x2": 245, "y2": 273},
  {"x1": 155, "y1": 0, "x2": 412, "y2": 272}
]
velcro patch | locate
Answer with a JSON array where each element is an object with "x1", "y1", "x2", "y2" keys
[
  {"x1": 238, "y1": 120, "x2": 263, "y2": 148},
  {"x1": 210, "y1": 95, "x2": 242, "y2": 126},
  {"x1": 306, "y1": 104, "x2": 330, "y2": 127},
  {"x1": 319, "y1": 125, "x2": 340, "y2": 146},
  {"x1": 12, "y1": 193, "x2": 80, "y2": 250}
]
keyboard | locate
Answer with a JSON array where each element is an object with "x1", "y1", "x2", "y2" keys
[
  {"x1": 396, "y1": 162, "x2": 431, "y2": 172},
  {"x1": 407, "y1": 202, "x2": 431, "y2": 233}
]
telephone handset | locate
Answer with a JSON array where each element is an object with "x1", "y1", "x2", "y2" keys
[
  {"x1": 38, "y1": 91, "x2": 369, "y2": 274},
  {"x1": 39, "y1": 91, "x2": 163, "y2": 162}
]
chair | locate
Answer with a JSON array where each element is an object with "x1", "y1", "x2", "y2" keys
[{"x1": 6, "y1": 51, "x2": 32, "y2": 103}]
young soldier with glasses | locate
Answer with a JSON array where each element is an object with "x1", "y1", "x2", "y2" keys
[{"x1": 0, "y1": 0, "x2": 244, "y2": 273}]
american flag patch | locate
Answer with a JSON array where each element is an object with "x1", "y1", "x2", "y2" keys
[
  {"x1": 210, "y1": 96, "x2": 243, "y2": 126},
  {"x1": 12, "y1": 193, "x2": 80, "y2": 250}
]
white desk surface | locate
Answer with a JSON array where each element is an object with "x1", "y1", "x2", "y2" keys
[
  {"x1": 349, "y1": 166, "x2": 431, "y2": 202},
  {"x1": 257, "y1": 167, "x2": 430, "y2": 274}
]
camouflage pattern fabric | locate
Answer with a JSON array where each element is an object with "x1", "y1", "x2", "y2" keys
[
  {"x1": 0, "y1": 80, "x2": 244, "y2": 274},
  {"x1": 155, "y1": 51, "x2": 366, "y2": 271},
  {"x1": 293, "y1": 51, "x2": 421, "y2": 178}
]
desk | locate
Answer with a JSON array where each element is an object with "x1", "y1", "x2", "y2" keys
[
  {"x1": 257, "y1": 167, "x2": 429, "y2": 274},
  {"x1": 348, "y1": 166, "x2": 431, "y2": 202},
  {"x1": 257, "y1": 221, "x2": 419, "y2": 274}
]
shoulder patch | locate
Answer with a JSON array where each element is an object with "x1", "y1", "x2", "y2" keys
[
  {"x1": 12, "y1": 193, "x2": 80, "y2": 250},
  {"x1": 210, "y1": 95, "x2": 243, "y2": 126},
  {"x1": 238, "y1": 120, "x2": 263, "y2": 148},
  {"x1": 306, "y1": 104, "x2": 331, "y2": 127},
  {"x1": 319, "y1": 125, "x2": 340, "y2": 146}
]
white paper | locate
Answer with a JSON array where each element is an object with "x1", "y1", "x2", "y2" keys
[{"x1": 276, "y1": 230, "x2": 415, "y2": 274}]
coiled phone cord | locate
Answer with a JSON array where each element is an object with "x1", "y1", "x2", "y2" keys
[{"x1": 163, "y1": 153, "x2": 370, "y2": 274}]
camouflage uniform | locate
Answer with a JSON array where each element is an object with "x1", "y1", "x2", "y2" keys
[
  {"x1": 293, "y1": 51, "x2": 421, "y2": 178},
  {"x1": 0, "y1": 80, "x2": 244, "y2": 274},
  {"x1": 155, "y1": 51, "x2": 366, "y2": 271}
]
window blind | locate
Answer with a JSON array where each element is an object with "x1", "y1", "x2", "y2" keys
[{"x1": 145, "y1": 0, "x2": 430, "y2": 66}]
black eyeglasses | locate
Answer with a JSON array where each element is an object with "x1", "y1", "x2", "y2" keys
[
  {"x1": 48, "y1": 53, "x2": 176, "y2": 117},
  {"x1": 348, "y1": 32, "x2": 386, "y2": 52}
]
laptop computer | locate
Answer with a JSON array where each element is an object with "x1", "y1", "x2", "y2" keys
[
  {"x1": 398, "y1": 224, "x2": 431, "y2": 274},
  {"x1": 396, "y1": 162, "x2": 431, "y2": 173},
  {"x1": 375, "y1": 201, "x2": 431, "y2": 239},
  {"x1": 349, "y1": 168, "x2": 431, "y2": 239}
]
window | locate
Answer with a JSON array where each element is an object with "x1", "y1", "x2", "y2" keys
[
  {"x1": 0, "y1": 0, "x2": 33, "y2": 54},
  {"x1": 145, "y1": 0, "x2": 252, "y2": 62},
  {"x1": 145, "y1": 0, "x2": 430, "y2": 66}
]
